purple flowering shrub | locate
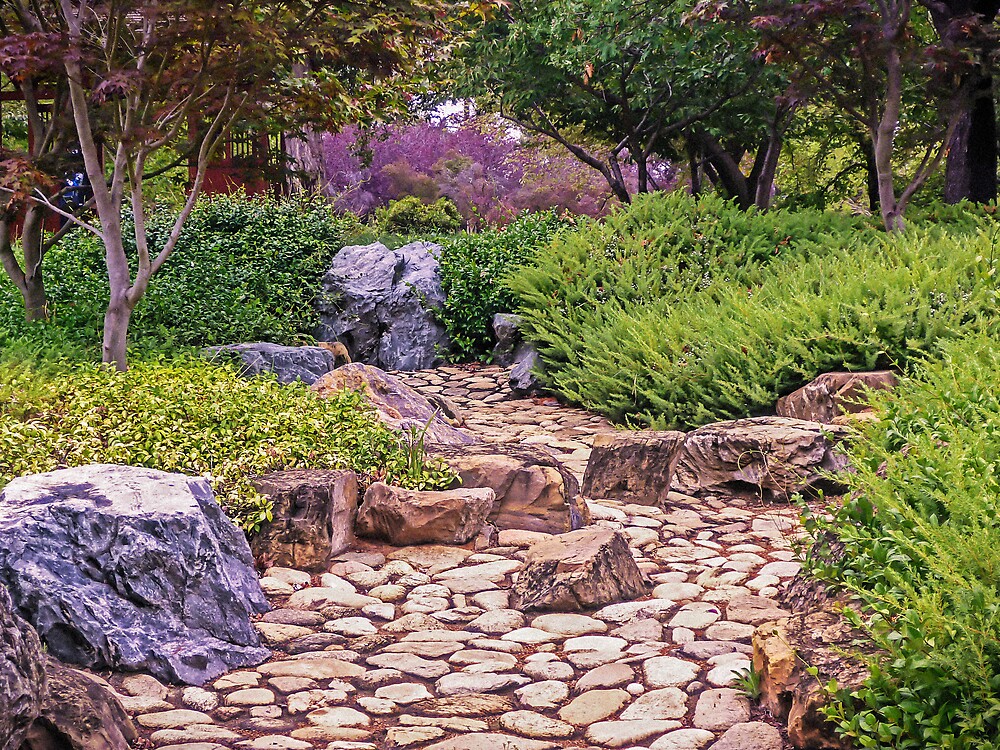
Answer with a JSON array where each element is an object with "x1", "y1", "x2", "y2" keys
[{"x1": 322, "y1": 118, "x2": 673, "y2": 226}]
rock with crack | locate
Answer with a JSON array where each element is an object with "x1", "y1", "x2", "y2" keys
[
  {"x1": 250, "y1": 470, "x2": 359, "y2": 571},
  {"x1": 315, "y1": 241, "x2": 449, "y2": 371},
  {"x1": 357, "y1": 482, "x2": 496, "y2": 545},
  {"x1": 582, "y1": 430, "x2": 687, "y2": 507},
  {"x1": 776, "y1": 371, "x2": 897, "y2": 424},
  {"x1": 22, "y1": 658, "x2": 137, "y2": 750},
  {"x1": 672, "y1": 417, "x2": 851, "y2": 501},
  {"x1": 511, "y1": 527, "x2": 649, "y2": 611},
  {"x1": 754, "y1": 609, "x2": 872, "y2": 749},
  {"x1": 1, "y1": 584, "x2": 45, "y2": 750},
  {"x1": 492, "y1": 313, "x2": 524, "y2": 367},
  {"x1": 313, "y1": 363, "x2": 474, "y2": 445},
  {"x1": 433, "y1": 443, "x2": 587, "y2": 534},
  {"x1": 204, "y1": 342, "x2": 338, "y2": 385},
  {"x1": 0, "y1": 464, "x2": 270, "y2": 685}
]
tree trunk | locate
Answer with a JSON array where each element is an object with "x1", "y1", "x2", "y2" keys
[
  {"x1": 102, "y1": 296, "x2": 133, "y2": 372},
  {"x1": 874, "y1": 43, "x2": 906, "y2": 232},
  {"x1": 0, "y1": 208, "x2": 50, "y2": 322},
  {"x1": 861, "y1": 138, "x2": 880, "y2": 211},
  {"x1": 944, "y1": 73, "x2": 997, "y2": 204},
  {"x1": 285, "y1": 128, "x2": 327, "y2": 194}
]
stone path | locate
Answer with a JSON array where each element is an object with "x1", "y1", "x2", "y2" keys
[{"x1": 108, "y1": 365, "x2": 801, "y2": 750}]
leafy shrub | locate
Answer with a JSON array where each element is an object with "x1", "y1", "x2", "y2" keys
[
  {"x1": 438, "y1": 211, "x2": 567, "y2": 360},
  {"x1": 803, "y1": 332, "x2": 1000, "y2": 749},
  {"x1": 0, "y1": 193, "x2": 362, "y2": 352},
  {"x1": 374, "y1": 196, "x2": 464, "y2": 234},
  {"x1": 511, "y1": 192, "x2": 997, "y2": 427},
  {"x1": 0, "y1": 357, "x2": 455, "y2": 532}
]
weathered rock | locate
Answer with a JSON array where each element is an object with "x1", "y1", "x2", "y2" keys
[
  {"x1": 672, "y1": 417, "x2": 850, "y2": 501},
  {"x1": 509, "y1": 345, "x2": 543, "y2": 396},
  {"x1": 205, "y1": 343, "x2": 339, "y2": 385},
  {"x1": 1, "y1": 584, "x2": 45, "y2": 750},
  {"x1": 433, "y1": 444, "x2": 587, "y2": 534},
  {"x1": 511, "y1": 528, "x2": 649, "y2": 611},
  {"x1": 492, "y1": 313, "x2": 524, "y2": 367},
  {"x1": 754, "y1": 610, "x2": 871, "y2": 749},
  {"x1": 250, "y1": 470, "x2": 359, "y2": 571},
  {"x1": 581, "y1": 430, "x2": 687, "y2": 507},
  {"x1": 776, "y1": 371, "x2": 897, "y2": 424},
  {"x1": 313, "y1": 363, "x2": 474, "y2": 445},
  {"x1": 22, "y1": 659, "x2": 137, "y2": 750},
  {"x1": 356, "y1": 483, "x2": 495, "y2": 546},
  {"x1": 315, "y1": 241, "x2": 449, "y2": 371},
  {"x1": 0, "y1": 465, "x2": 269, "y2": 685}
]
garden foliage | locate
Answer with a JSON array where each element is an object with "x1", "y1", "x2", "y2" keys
[
  {"x1": 0, "y1": 356, "x2": 454, "y2": 533},
  {"x1": 804, "y1": 332, "x2": 1000, "y2": 749},
  {"x1": 0, "y1": 194, "x2": 361, "y2": 353},
  {"x1": 511, "y1": 192, "x2": 997, "y2": 428},
  {"x1": 437, "y1": 212, "x2": 566, "y2": 360}
]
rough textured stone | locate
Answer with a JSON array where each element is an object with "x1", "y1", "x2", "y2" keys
[
  {"x1": 511, "y1": 528, "x2": 649, "y2": 611},
  {"x1": 356, "y1": 483, "x2": 495, "y2": 546},
  {"x1": 205, "y1": 343, "x2": 338, "y2": 385},
  {"x1": 672, "y1": 417, "x2": 851, "y2": 501},
  {"x1": 250, "y1": 470, "x2": 358, "y2": 571},
  {"x1": 315, "y1": 241, "x2": 449, "y2": 371},
  {"x1": 433, "y1": 444, "x2": 587, "y2": 534},
  {"x1": 508, "y1": 346, "x2": 543, "y2": 396},
  {"x1": 492, "y1": 313, "x2": 524, "y2": 367},
  {"x1": 707, "y1": 722, "x2": 783, "y2": 750},
  {"x1": 582, "y1": 431, "x2": 687, "y2": 507},
  {"x1": 776, "y1": 371, "x2": 897, "y2": 424},
  {"x1": 1, "y1": 584, "x2": 45, "y2": 750},
  {"x1": 0, "y1": 465, "x2": 269, "y2": 685},
  {"x1": 23, "y1": 659, "x2": 137, "y2": 750},
  {"x1": 313, "y1": 364, "x2": 473, "y2": 444},
  {"x1": 754, "y1": 611, "x2": 869, "y2": 749}
]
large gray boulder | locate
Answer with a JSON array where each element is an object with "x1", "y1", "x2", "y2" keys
[
  {"x1": 316, "y1": 241, "x2": 450, "y2": 371},
  {"x1": 0, "y1": 465, "x2": 270, "y2": 685},
  {"x1": 205, "y1": 342, "x2": 340, "y2": 385},
  {"x1": 1, "y1": 584, "x2": 45, "y2": 750}
]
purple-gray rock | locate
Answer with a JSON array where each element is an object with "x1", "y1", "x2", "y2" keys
[
  {"x1": 0, "y1": 464, "x2": 270, "y2": 685},
  {"x1": 205, "y1": 342, "x2": 340, "y2": 385},
  {"x1": 492, "y1": 313, "x2": 524, "y2": 367},
  {"x1": 1, "y1": 584, "x2": 45, "y2": 750},
  {"x1": 316, "y1": 241, "x2": 450, "y2": 371},
  {"x1": 509, "y1": 345, "x2": 543, "y2": 396}
]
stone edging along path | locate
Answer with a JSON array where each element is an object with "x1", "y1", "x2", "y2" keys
[{"x1": 109, "y1": 365, "x2": 801, "y2": 750}]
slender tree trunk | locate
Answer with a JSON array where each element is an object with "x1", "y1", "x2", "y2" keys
[
  {"x1": 687, "y1": 140, "x2": 703, "y2": 196},
  {"x1": 102, "y1": 296, "x2": 133, "y2": 372},
  {"x1": 285, "y1": 128, "x2": 326, "y2": 194},
  {"x1": 861, "y1": 138, "x2": 880, "y2": 211},
  {"x1": 944, "y1": 73, "x2": 997, "y2": 204},
  {"x1": 0, "y1": 208, "x2": 50, "y2": 322},
  {"x1": 874, "y1": 45, "x2": 906, "y2": 232}
]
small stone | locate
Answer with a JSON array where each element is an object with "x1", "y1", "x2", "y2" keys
[
  {"x1": 287, "y1": 689, "x2": 348, "y2": 714},
  {"x1": 386, "y1": 726, "x2": 446, "y2": 747},
  {"x1": 307, "y1": 706, "x2": 371, "y2": 727},
  {"x1": 469, "y1": 609, "x2": 526, "y2": 634},
  {"x1": 436, "y1": 672, "x2": 530, "y2": 696},
  {"x1": 642, "y1": 656, "x2": 700, "y2": 688},
  {"x1": 357, "y1": 697, "x2": 397, "y2": 715},
  {"x1": 563, "y1": 635, "x2": 628, "y2": 652},
  {"x1": 707, "y1": 722, "x2": 783, "y2": 750},
  {"x1": 122, "y1": 673, "x2": 169, "y2": 700},
  {"x1": 375, "y1": 683, "x2": 434, "y2": 704},
  {"x1": 649, "y1": 728, "x2": 716, "y2": 750},
  {"x1": 137, "y1": 710, "x2": 215, "y2": 729},
  {"x1": 693, "y1": 688, "x2": 751, "y2": 731},
  {"x1": 619, "y1": 687, "x2": 687, "y2": 720},
  {"x1": 531, "y1": 613, "x2": 607, "y2": 636},
  {"x1": 515, "y1": 680, "x2": 570, "y2": 710},
  {"x1": 576, "y1": 663, "x2": 635, "y2": 692},
  {"x1": 523, "y1": 660, "x2": 575, "y2": 681},
  {"x1": 325, "y1": 617, "x2": 378, "y2": 637},
  {"x1": 704, "y1": 621, "x2": 756, "y2": 642},
  {"x1": 365, "y1": 654, "x2": 449, "y2": 680},
  {"x1": 557, "y1": 689, "x2": 630, "y2": 725},
  {"x1": 500, "y1": 711, "x2": 575, "y2": 739},
  {"x1": 226, "y1": 688, "x2": 276, "y2": 707},
  {"x1": 237, "y1": 737, "x2": 312, "y2": 750},
  {"x1": 182, "y1": 687, "x2": 220, "y2": 712},
  {"x1": 669, "y1": 603, "x2": 721, "y2": 629},
  {"x1": 585, "y1": 720, "x2": 682, "y2": 748}
]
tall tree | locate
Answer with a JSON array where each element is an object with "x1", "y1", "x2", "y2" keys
[
  {"x1": 453, "y1": 0, "x2": 783, "y2": 205},
  {"x1": 754, "y1": 0, "x2": 969, "y2": 230},
  {"x1": 0, "y1": 0, "x2": 453, "y2": 368}
]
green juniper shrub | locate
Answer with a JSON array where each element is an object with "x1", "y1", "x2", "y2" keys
[
  {"x1": 0, "y1": 356, "x2": 455, "y2": 533},
  {"x1": 0, "y1": 193, "x2": 362, "y2": 352},
  {"x1": 802, "y1": 332, "x2": 1000, "y2": 749},
  {"x1": 374, "y1": 195, "x2": 464, "y2": 234},
  {"x1": 437, "y1": 211, "x2": 566, "y2": 361},
  {"x1": 510, "y1": 192, "x2": 998, "y2": 428}
]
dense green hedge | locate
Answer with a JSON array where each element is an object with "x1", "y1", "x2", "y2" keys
[
  {"x1": 511, "y1": 193, "x2": 997, "y2": 428},
  {"x1": 804, "y1": 332, "x2": 1000, "y2": 749},
  {"x1": 0, "y1": 356, "x2": 453, "y2": 532},
  {"x1": 438, "y1": 211, "x2": 566, "y2": 360},
  {"x1": 0, "y1": 194, "x2": 362, "y2": 354}
]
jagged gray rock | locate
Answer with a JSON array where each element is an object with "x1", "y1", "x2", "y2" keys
[
  {"x1": 492, "y1": 313, "x2": 524, "y2": 367},
  {"x1": 509, "y1": 345, "x2": 543, "y2": 396},
  {"x1": 205, "y1": 342, "x2": 340, "y2": 385},
  {"x1": 316, "y1": 241, "x2": 450, "y2": 370},
  {"x1": 0, "y1": 465, "x2": 270, "y2": 685},
  {"x1": 0, "y1": 584, "x2": 45, "y2": 750}
]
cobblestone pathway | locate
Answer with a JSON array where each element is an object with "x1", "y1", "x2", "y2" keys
[{"x1": 112, "y1": 365, "x2": 799, "y2": 750}]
